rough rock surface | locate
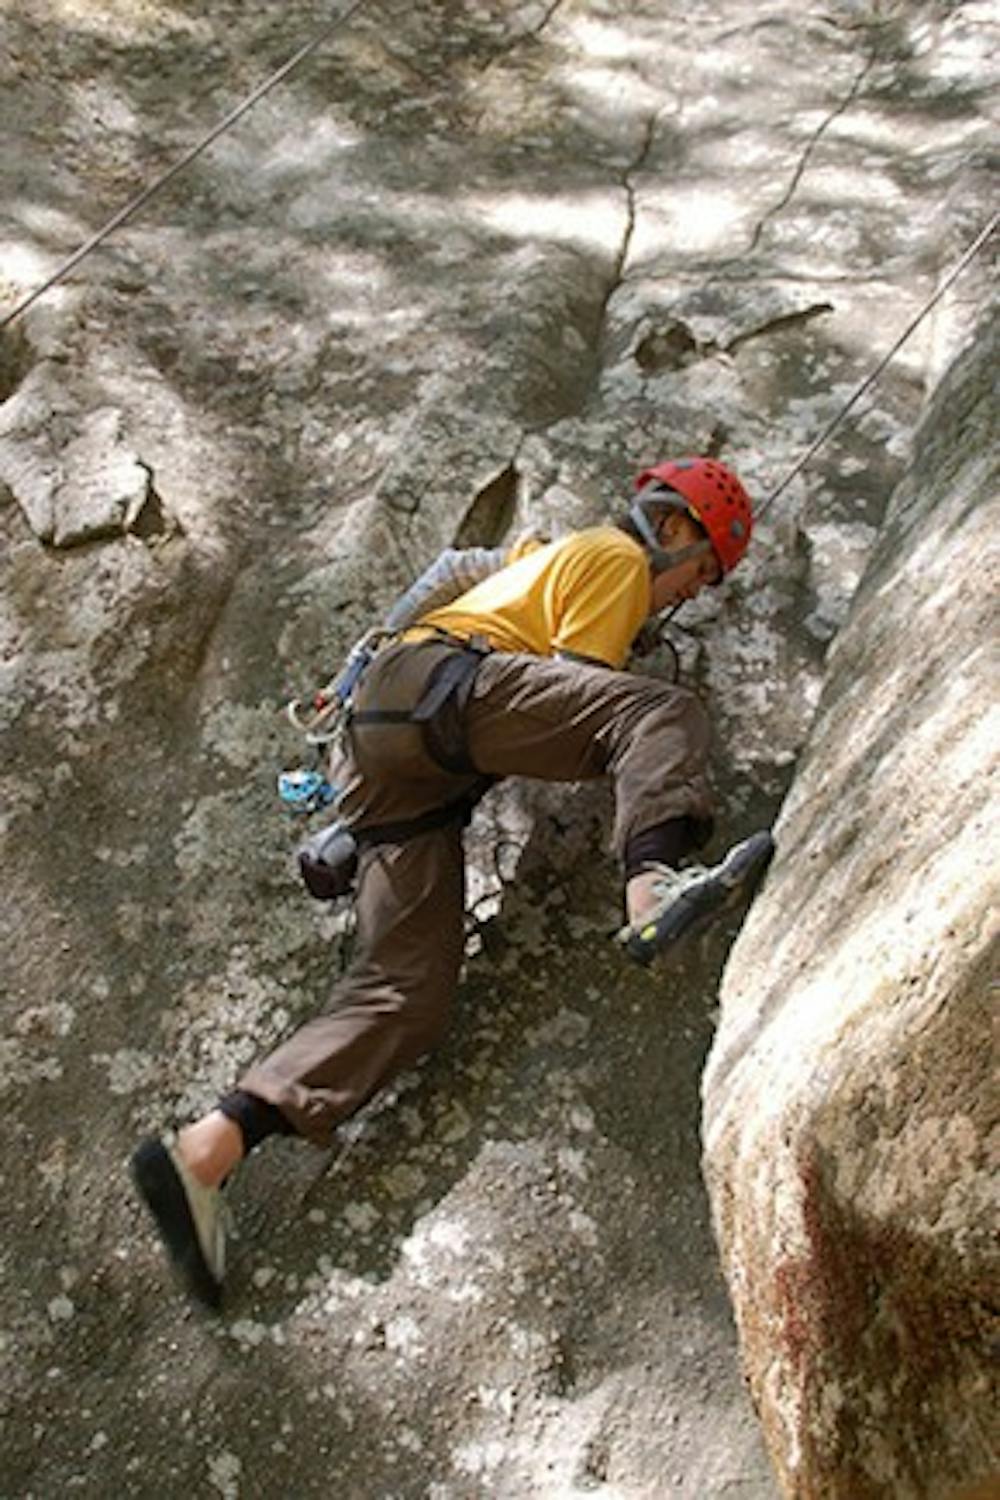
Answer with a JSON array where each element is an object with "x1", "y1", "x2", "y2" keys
[
  {"x1": 0, "y1": 1, "x2": 996, "y2": 1496},
  {"x1": 703, "y1": 309, "x2": 999, "y2": 1500}
]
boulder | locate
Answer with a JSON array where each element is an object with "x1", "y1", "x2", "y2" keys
[
  {"x1": 0, "y1": 0, "x2": 996, "y2": 1494},
  {"x1": 703, "y1": 310, "x2": 999, "y2": 1499}
]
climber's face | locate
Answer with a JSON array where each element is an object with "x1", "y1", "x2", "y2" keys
[{"x1": 648, "y1": 512, "x2": 721, "y2": 613}]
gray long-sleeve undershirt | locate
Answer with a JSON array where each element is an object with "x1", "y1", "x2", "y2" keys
[{"x1": 382, "y1": 546, "x2": 509, "y2": 632}]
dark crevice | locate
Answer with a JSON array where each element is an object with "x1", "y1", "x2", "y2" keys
[
  {"x1": 520, "y1": 112, "x2": 660, "y2": 439},
  {"x1": 452, "y1": 461, "x2": 519, "y2": 548},
  {"x1": 0, "y1": 325, "x2": 33, "y2": 403},
  {"x1": 704, "y1": 422, "x2": 730, "y2": 458},
  {"x1": 128, "y1": 463, "x2": 180, "y2": 541},
  {"x1": 634, "y1": 319, "x2": 701, "y2": 373},
  {"x1": 817, "y1": 13, "x2": 900, "y2": 36},
  {"x1": 583, "y1": 110, "x2": 661, "y2": 378}
]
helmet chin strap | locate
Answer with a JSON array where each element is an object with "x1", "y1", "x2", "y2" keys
[{"x1": 629, "y1": 484, "x2": 713, "y2": 574}]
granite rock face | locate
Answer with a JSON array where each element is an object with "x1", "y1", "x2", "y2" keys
[
  {"x1": 0, "y1": 1, "x2": 996, "y2": 1496},
  {"x1": 703, "y1": 310, "x2": 999, "y2": 1499}
]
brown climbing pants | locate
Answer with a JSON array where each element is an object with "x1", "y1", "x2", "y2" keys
[{"x1": 237, "y1": 639, "x2": 713, "y2": 1145}]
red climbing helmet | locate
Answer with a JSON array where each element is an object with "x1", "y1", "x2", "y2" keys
[{"x1": 634, "y1": 457, "x2": 753, "y2": 576}]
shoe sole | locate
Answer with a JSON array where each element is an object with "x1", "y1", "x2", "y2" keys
[
  {"x1": 131, "y1": 1139, "x2": 224, "y2": 1311},
  {"x1": 627, "y1": 830, "x2": 775, "y2": 967}
]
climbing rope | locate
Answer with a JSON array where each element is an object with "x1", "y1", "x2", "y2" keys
[
  {"x1": 1, "y1": 1, "x2": 993, "y2": 519},
  {"x1": 655, "y1": 209, "x2": 997, "y2": 640},
  {"x1": 758, "y1": 209, "x2": 999, "y2": 517},
  {"x1": 0, "y1": 0, "x2": 370, "y2": 332}
]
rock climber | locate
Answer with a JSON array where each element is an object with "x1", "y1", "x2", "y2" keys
[{"x1": 131, "y1": 456, "x2": 775, "y2": 1309}]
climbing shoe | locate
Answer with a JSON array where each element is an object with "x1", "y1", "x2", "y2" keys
[
  {"x1": 131, "y1": 1136, "x2": 227, "y2": 1311},
  {"x1": 619, "y1": 829, "x2": 775, "y2": 967}
]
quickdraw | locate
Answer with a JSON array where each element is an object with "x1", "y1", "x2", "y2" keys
[
  {"x1": 279, "y1": 627, "x2": 390, "y2": 814},
  {"x1": 285, "y1": 628, "x2": 389, "y2": 743}
]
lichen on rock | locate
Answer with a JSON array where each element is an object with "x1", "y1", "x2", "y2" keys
[{"x1": 1, "y1": 0, "x2": 996, "y2": 1496}]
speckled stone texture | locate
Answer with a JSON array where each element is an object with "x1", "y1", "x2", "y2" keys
[
  {"x1": 704, "y1": 309, "x2": 999, "y2": 1499},
  {"x1": 0, "y1": 1, "x2": 996, "y2": 1495}
]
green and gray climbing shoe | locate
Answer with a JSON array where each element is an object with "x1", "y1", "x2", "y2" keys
[
  {"x1": 620, "y1": 830, "x2": 775, "y2": 967},
  {"x1": 131, "y1": 1135, "x2": 227, "y2": 1311}
]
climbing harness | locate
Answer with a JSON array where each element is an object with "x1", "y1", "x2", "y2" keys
[
  {"x1": 278, "y1": 548, "x2": 504, "y2": 822},
  {"x1": 283, "y1": 627, "x2": 485, "y2": 786},
  {"x1": 284, "y1": 552, "x2": 533, "y2": 805},
  {"x1": 281, "y1": 627, "x2": 493, "y2": 903},
  {"x1": 350, "y1": 637, "x2": 489, "y2": 775},
  {"x1": 279, "y1": 618, "x2": 489, "y2": 811},
  {"x1": 297, "y1": 784, "x2": 487, "y2": 902},
  {"x1": 2, "y1": 0, "x2": 992, "y2": 835}
]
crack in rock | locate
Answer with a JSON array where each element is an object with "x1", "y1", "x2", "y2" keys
[
  {"x1": 472, "y1": 0, "x2": 570, "y2": 75},
  {"x1": 612, "y1": 111, "x2": 660, "y2": 291},
  {"x1": 725, "y1": 303, "x2": 836, "y2": 352},
  {"x1": 746, "y1": 39, "x2": 881, "y2": 255},
  {"x1": 634, "y1": 303, "x2": 836, "y2": 374},
  {"x1": 528, "y1": 0, "x2": 568, "y2": 40},
  {"x1": 574, "y1": 110, "x2": 662, "y2": 386}
]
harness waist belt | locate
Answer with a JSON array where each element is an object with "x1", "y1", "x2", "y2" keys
[
  {"x1": 350, "y1": 641, "x2": 488, "y2": 775},
  {"x1": 354, "y1": 787, "x2": 487, "y2": 848}
]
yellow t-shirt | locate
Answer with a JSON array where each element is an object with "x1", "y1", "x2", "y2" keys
[{"x1": 409, "y1": 527, "x2": 650, "y2": 669}]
